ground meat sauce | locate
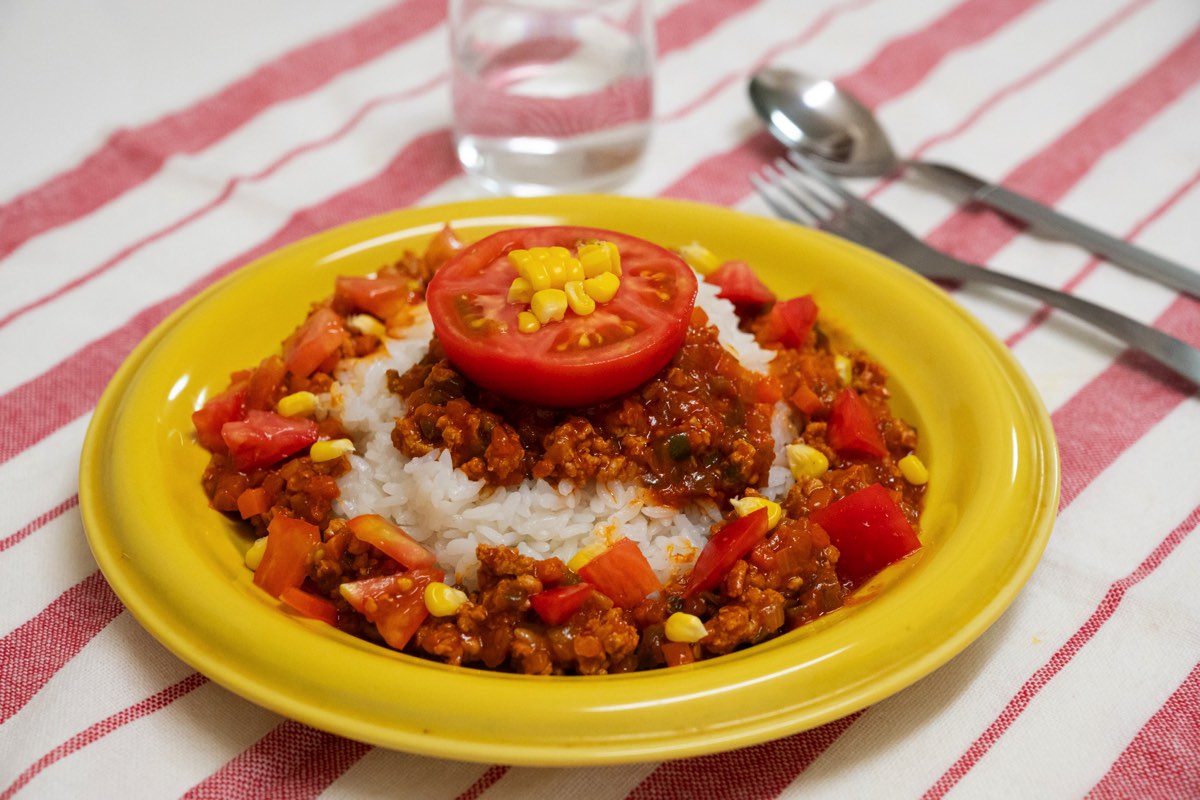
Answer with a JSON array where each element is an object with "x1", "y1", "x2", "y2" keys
[
  {"x1": 195, "y1": 228, "x2": 926, "y2": 675},
  {"x1": 389, "y1": 305, "x2": 775, "y2": 507}
]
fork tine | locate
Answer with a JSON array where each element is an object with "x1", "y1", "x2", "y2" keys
[
  {"x1": 770, "y1": 158, "x2": 842, "y2": 223},
  {"x1": 750, "y1": 168, "x2": 818, "y2": 226},
  {"x1": 785, "y1": 152, "x2": 863, "y2": 205}
]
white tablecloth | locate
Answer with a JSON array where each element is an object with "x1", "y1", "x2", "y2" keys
[{"x1": 2, "y1": 0, "x2": 1198, "y2": 797}]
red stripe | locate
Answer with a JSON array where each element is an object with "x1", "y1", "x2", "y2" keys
[
  {"x1": 181, "y1": 720, "x2": 371, "y2": 800},
  {"x1": 0, "y1": 571, "x2": 124, "y2": 724},
  {"x1": 922, "y1": 503, "x2": 1200, "y2": 799},
  {"x1": 1086, "y1": 662, "x2": 1200, "y2": 800},
  {"x1": 0, "y1": 71, "x2": 447, "y2": 333},
  {"x1": 1004, "y1": 168, "x2": 1200, "y2": 353},
  {"x1": 661, "y1": 0, "x2": 1043, "y2": 204},
  {"x1": 923, "y1": 20, "x2": 1200, "y2": 263},
  {"x1": 0, "y1": 128, "x2": 459, "y2": 467},
  {"x1": 0, "y1": 494, "x2": 78, "y2": 554},
  {"x1": 0, "y1": 0, "x2": 444, "y2": 264},
  {"x1": 654, "y1": 0, "x2": 762, "y2": 55},
  {"x1": 0, "y1": 673, "x2": 207, "y2": 800},
  {"x1": 625, "y1": 714, "x2": 860, "y2": 800},
  {"x1": 455, "y1": 765, "x2": 511, "y2": 800}
]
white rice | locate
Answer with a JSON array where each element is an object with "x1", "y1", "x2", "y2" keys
[{"x1": 331, "y1": 280, "x2": 794, "y2": 584}]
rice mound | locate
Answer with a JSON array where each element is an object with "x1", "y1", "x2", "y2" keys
[{"x1": 332, "y1": 279, "x2": 794, "y2": 584}]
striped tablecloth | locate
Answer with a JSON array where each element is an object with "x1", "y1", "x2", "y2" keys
[{"x1": 3, "y1": 0, "x2": 1198, "y2": 797}]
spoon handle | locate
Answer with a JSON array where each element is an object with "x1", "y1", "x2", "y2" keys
[{"x1": 910, "y1": 161, "x2": 1200, "y2": 299}]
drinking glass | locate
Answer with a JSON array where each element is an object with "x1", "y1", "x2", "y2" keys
[{"x1": 449, "y1": 0, "x2": 655, "y2": 196}]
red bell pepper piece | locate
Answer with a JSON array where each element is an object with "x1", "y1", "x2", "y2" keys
[
  {"x1": 683, "y1": 507, "x2": 770, "y2": 597},
  {"x1": 660, "y1": 641, "x2": 696, "y2": 667},
  {"x1": 827, "y1": 388, "x2": 887, "y2": 459},
  {"x1": 253, "y1": 515, "x2": 321, "y2": 598},
  {"x1": 529, "y1": 583, "x2": 595, "y2": 625},
  {"x1": 810, "y1": 483, "x2": 921, "y2": 586},
  {"x1": 578, "y1": 539, "x2": 661, "y2": 609},
  {"x1": 334, "y1": 275, "x2": 411, "y2": 320}
]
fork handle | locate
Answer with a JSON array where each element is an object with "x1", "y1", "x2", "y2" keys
[
  {"x1": 913, "y1": 246, "x2": 1200, "y2": 385},
  {"x1": 911, "y1": 161, "x2": 1200, "y2": 299}
]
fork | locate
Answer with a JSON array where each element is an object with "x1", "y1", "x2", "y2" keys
[{"x1": 751, "y1": 155, "x2": 1200, "y2": 386}]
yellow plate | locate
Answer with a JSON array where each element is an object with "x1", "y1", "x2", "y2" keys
[{"x1": 79, "y1": 196, "x2": 1058, "y2": 765}]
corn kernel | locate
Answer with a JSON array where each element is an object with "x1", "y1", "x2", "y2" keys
[
  {"x1": 786, "y1": 443, "x2": 829, "y2": 480},
  {"x1": 276, "y1": 390, "x2": 318, "y2": 418},
  {"x1": 424, "y1": 581, "x2": 469, "y2": 617},
  {"x1": 582, "y1": 271, "x2": 620, "y2": 304},
  {"x1": 507, "y1": 276, "x2": 534, "y2": 304},
  {"x1": 578, "y1": 240, "x2": 621, "y2": 277},
  {"x1": 507, "y1": 249, "x2": 534, "y2": 271},
  {"x1": 564, "y1": 280, "x2": 597, "y2": 316},
  {"x1": 531, "y1": 288, "x2": 568, "y2": 324},
  {"x1": 517, "y1": 310, "x2": 542, "y2": 333},
  {"x1": 245, "y1": 536, "x2": 268, "y2": 570},
  {"x1": 665, "y1": 612, "x2": 708, "y2": 643},
  {"x1": 513, "y1": 257, "x2": 552, "y2": 292},
  {"x1": 568, "y1": 541, "x2": 608, "y2": 572},
  {"x1": 730, "y1": 496, "x2": 783, "y2": 529},
  {"x1": 311, "y1": 438, "x2": 355, "y2": 462},
  {"x1": 346, "y1": 313, "x2": 387, "y2": 339},
  {"x1": 834, "y1": 354, "x2": 853, "y2": 385},
  {"x1": 677, "y1": 241, "x2": 722, "y2": 275},
  {"x1": 899, "y1": 453, "x2": 929, "y2": 485}
]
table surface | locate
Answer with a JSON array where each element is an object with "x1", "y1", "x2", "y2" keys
[{"x1": 2, "y1": 0, "x2": 1199, "y2": 797}]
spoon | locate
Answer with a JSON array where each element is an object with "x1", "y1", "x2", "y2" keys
[{"x1": 748, "y1": 66, "x2": 1200, "y2": 298}]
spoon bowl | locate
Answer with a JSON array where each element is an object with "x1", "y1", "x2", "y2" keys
[{"x1": 748, "y1": 67, "x2": 897, "y2": 176}]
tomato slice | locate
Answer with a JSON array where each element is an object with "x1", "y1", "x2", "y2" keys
[
  {"x1": 283, "y1": 306, "x2": 348, "y2": 378},
  {"x1": 529, "y1": 583, "x2": 595, "y2": 625},
  {"x1": 192, "y1": 381, "x2": 247, "y2": 453},
  {"x1": 683, "y1": 507, "x2": 770, "y2": 597},
  {"x1": 221, "y1": 410, "x2": 319, "y2": 472},
  {"x1": 345, "y1": 514, "x2": 438, "y2": 570},
  {"x1": 810, "y1": 483, "x2": 921, "y2": 586},
  {"x1": 253, "y1": 515, "x2": 320, "y2": 598},
  {"x1": 704, "y1": 260, "x2": 775, "y2": 315},
  {"x1": 425, "y1": 226, "x2": 698, "y2": 407},
  {"x1": 828, "y1": 388, "x2": 887, "y2": 459},
  {"x1": 577, "y1": 538, "x2": 661, "y2": 609}
]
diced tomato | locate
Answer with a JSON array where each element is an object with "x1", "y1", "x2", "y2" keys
[
  {"x1": 339, "y1": 567, "x2": 445, "y2": 650},
  {"x1": 280, "y1": 587, "x2": 338, "y2": 625},
  {"x1": 236, "y1": 486, "x2": 271, "y2": 519},
  {"x1": 245, "y1": 355, "x2": 287, "y2": 411},
  {"x1": 810, "y1": 483, "x2": 921, "y2": 586},
  {"x1": 422, "y1": 224, "x2": 466, "y2": 270},
  {"x1": 827, "y1": 388, "x2": 887, "y2": 459},
  {"x1": 789, "y1": 383, "x2": 824, "y2": 416},
  {"x1": 661, "y1": 641, "x2": 696, "y2": 667},
  {"x1": 704, "y1": 260, "x2": 775, "y2": 315},
  {"x1": 578, "y1": 538, "x2": 661, "y2": 609},
  {"x1": 334, "y1": 275, "x2": 410, "y2": 320},
  {"x1": 529, "y1": 583, "x2": 595, "y2": 625},
  {"x1": 683, "y1": 507, "x2": 770, "y2": 597},
  {"x1": 345, "y1": 514, "x2": 438, "y2": 570},
  {"x1": 192, "y1": 382, "x2": 247, "y2": 452},
  {"x1": 425, "y1": 226, "x2": 698, "y2": 407},
  {"x1": 755, "y1": 375, "x2": 783, "y2": 404},
  {"x1": 253, "y1": 515, "x2": 320, "y2": 598},
  {"x1": 221, "y1": 410, "x2": 318, "y2": 472},
  {"x1": 283, "y1": 306, "x2": 348, "y2": 378},
  {"x1": 762, "y1": 295, "x2": 819, "y2": 348}
]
